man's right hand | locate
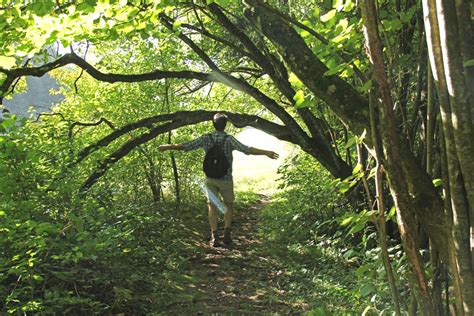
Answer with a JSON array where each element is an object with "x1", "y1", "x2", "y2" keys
[
  {"x1": 266, "y1": 151, "x2": 279, "y2": 159},
  {"x1": 158, "y1": 145, "x2": 169, "y2": 152},
  {"x1": 159, "y1": 144, "x2": 184, "y2": 152}
]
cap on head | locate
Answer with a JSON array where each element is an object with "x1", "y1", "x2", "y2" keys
[{"x1": 213, "y1": 112, "x2": 228, "y2": 131}]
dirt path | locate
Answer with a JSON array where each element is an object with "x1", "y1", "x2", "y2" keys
[{"x1": 164, "y1": 196, "x2": 303, "y2": 315}]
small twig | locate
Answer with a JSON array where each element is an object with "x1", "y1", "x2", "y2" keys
[
  {"x1": 177, "y1": 81, "x2": 210, "y2": 96},
  {"x1": 217, "y1": 88, "x2": 233, "y2": 107},
  {"x1": 55, "y1": 0, "x2": 63, "y2": 13},
  {"x1": 74, "y1": 283, "x2": 81, "y2": 297},
  {"x1": 192, "y1": 2, "x2": 205, "y2": 30},
  {"x1": 8, "y1": 77, "x2": 21, "y2": 95},
  {"x1": 73, "y1": 42, "x2": 90, "y2": 93},
  {"x1": 73, "y1": 70, "x2": 84, "y2": 94},
  {"x1": 69, "y1": 117, "x2": 116, "y2": 140},
  {"x1": 2, "y1": 275, "x2": 22, "y2": 313},
  {"x1": 7, "y1": 56, "x2": 30, "y2": 95},
  {"x1": 35, "y1": 112, "x2": 67, "y2": 123},
  {"x1": 206, "y1": 82, "x2": 214, "y2": 98}
]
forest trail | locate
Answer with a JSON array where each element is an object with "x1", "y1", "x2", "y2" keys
[{"x1": 164, "y1": 195, "x2": 304, "y2": 315}]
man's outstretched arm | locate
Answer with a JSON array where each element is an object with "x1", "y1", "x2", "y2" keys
[
  {"x1": 249, "y1": 147, "x2": 279, "y2": 159},
  {"x1": 158, "y1": 144, "x2": 184, "y2": 151}
]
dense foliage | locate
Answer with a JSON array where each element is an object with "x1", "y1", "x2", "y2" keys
[{"x1": 1, "y1": 0, "x2": 473, "y2": 314}]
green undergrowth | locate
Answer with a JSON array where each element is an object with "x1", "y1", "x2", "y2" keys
[
  {"x1": 1, "y1": 197, "x2": 212, "y2": 314},
  {"x1": 256, "y1": 190, "x2": 365, "y2": 314},
  {"x1": 1, "y1": 190, "x2": 276, "y2": 315},
  {"x1": 250, "y1": 148, "x2": 403, "y2": 314}
]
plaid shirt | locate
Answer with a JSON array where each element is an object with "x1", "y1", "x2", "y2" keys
[{"x1": 182, "y1": 131, "x2": 251, "y2": 180}]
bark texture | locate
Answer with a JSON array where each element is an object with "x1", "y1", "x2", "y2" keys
[
  {"x1": 245, "y1": 0, "x2": 450, "y2": 264},
  {"x1": 423, "y1": 0, "x2": 474, "y2": 312}
]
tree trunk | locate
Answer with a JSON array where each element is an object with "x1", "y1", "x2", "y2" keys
[
  {"x1": 245, "y1": 1, "x2": 451, "y2": 263},
  {"x1": 137, "y1": 146, "x2": 161, "y2": 203},
  {"x1": 360, "y1": 0, "x2": 434, "y2": 312},
  {"x1": 431, "y1": 253, "x2": 445, "y2": 316},
  {"x1": 423, "y1": 0, "x2": 474, "y2": 312},
  {"x1": 375, "y1": 163, "x2": 402, "y2": 315}
]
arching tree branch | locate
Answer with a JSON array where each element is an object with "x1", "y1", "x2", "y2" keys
[
  {"x1": 206, "y1": 3, "x2": 347, "y2": 172},
  {"x1": 79, "y1": 110, "x2": 295, "y2": 192},
  {"x1": 158, "y1": 12, "x2": 317, "y2": 154},
  {"x1": 0, "y1": 52, "x2": 215, "y2": 103},
  {"x1": 179, "y1": 22, "x2": 254, "y2": 60}
]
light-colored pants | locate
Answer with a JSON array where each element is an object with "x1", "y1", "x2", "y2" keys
[{"x1": 205, "y1": 178, "x2": 234, "y2": 204}]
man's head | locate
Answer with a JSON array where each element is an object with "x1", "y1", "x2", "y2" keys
[{"x1": 213, "y1": 113, "x2": 228, "y2": 131}]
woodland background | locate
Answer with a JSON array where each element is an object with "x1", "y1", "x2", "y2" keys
[{"x1": 0, "y1": 0, "x2": 473, "y2": 314}]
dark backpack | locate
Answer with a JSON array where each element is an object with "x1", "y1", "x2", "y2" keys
[{"x1": 203, "y1": 134, "x2": 229, "y2": 179}]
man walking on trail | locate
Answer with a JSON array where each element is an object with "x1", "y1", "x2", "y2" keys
[{"x1": 158, "y1": 113, "x2": 279, "y2": 247}]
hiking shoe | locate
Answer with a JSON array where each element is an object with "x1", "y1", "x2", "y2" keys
[
  {"x1": 223, "y1": 228, "x2": 232, "y2": 245},
  {"x1": 210, "y1": 232, "x2": 220, "y2": 247}
]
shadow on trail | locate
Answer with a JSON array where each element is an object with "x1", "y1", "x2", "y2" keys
[{"x1": 163, "y1": 195, "x2": 303, "y2": 315}]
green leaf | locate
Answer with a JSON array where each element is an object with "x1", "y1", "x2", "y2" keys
[
  {"x1": 464, "y1": 59, "x2": 474, "y2": 68},
  {"x1": 336, "y1": 18, "x2": 348, "y2": 32},
  {"x1": 358, "y1": 80, "x2": 372, "y2": 93},
  {"x1": 343, "y1": 249, "x2": 359, "y2": 258},
  {"x1": 215, "y1": 0, "x2": 231, "y2": 6},
  {"x1": 293, "y1": 90, "x2": 305, "y2": 107},
  {"x1": 32, "y1": 274, "x2": 44, "y2": 281},
  {"x1": 383, "y1": 19, "x2": 402, "y2": 31},
  {"x1": 400, "y1": 6, "x2": 417, "y2": 23},
  {"x1": 387, "y1": 206, "x2": 396, "y2": 220},
  {"x1": 76, "y1": 2, "x2": 95, "y2": 12},
  {"x1": 324, "y1": 63, "x2": 347, "y2": 76},
  {"x1": 172, "y1": 20, "x2": 182, "y2": 31},
  {"x1": 348, "y1": 221, "x2": 366, "y2": 234},
  {"x1": 307, "y1": 307, "x2": 331, "y2": 316},
  {"x1": 300, "y1": 30, "x2": 310, "y2": 38},
  {"x1": 360, "y1": 284, "x2": 376, "y2": 297},
  {"x1": 288, "y1": 73, "x2": 304, "y2": 88},
  {"x1": 433, "y1": 178, "x2": 442, "y2": 187},
  {"x1": 1, "y1": 116, "x2": 16, "y2": 129},
  {"x1": 341, "y1": 216, "x2": 353, "y2": 226},
  {"x1": 85, "y1": 0, "x2": 97, "y2": 7},
  {"x1": 338, "y1": 181, "x2": 351, "y2": 193},
  {"x1": 313, "y1": 7, "x2": 320, "y2": 18},
  {"x1": 320, "y1": 9, "x2": 336, "y2": 23},
  {"x1": 0, "y1": 56, "x2": 16, "y2": 70},
  {"x1": 343, "y1": 0, "x2": 355, "y2": 12},
  {"x1": 353, "y1": 163, "x2": 363, "y2": 174},
  {"x1": 35, "y1": 223, "x2": 57, "y2": 234},
  {"x1": 355, "y1": 264, "x2": 372, "y2": 277},
  {"x1": 344, "y1": 136, "x2": 356, "y2": 149}
]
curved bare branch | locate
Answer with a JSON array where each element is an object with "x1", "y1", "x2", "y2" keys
[
  {"x1": 79, "y1": 110, "x2": 294, "y2": 192},
  {"x1": 0, "y1": 52, "x2": 215, "y2": 102}
]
